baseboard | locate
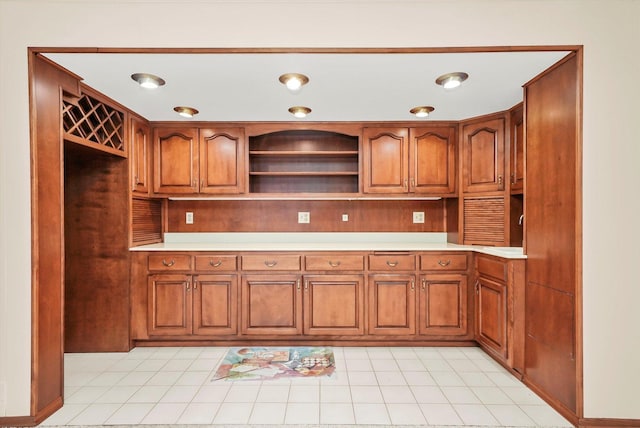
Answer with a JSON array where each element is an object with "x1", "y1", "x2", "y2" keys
[
  {"x1": 0, "y1": 415, "x2": 37, "y2": 427},
  {"x1": 580, "y1": 418, "x2": 640, "y2": 427},
  {"x1": 522, "y1": 377, "x2": 579, "y2": 427}
]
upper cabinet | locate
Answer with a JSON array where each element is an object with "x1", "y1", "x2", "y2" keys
[
  {"x1": 461, "y1": 116, "x2": 505, "y2": 194},
  {"x1": 152, "y1": 127, "x2": 245, "y2": 195},
  {"x1": 509, "y1": 104, "x2": 524, "y2": 194},
  {"x1": 130, "y1": 116, "x2": 150, "y2": 195},
  {"x1": 362, "y1": 125, "x2": 456, "y2": 195}
]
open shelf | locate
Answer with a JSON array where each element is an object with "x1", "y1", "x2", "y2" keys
[{"x1": 249, "y1": 130, "x2": 359, "y2": 194}]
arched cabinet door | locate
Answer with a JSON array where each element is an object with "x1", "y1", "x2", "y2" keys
[
  {"x1": 362, "y1": 127, "x2": 409, "y2": 193},
  {"x1": 153, "y1": 127, "x2": 199, "y2": 194},
  {"x1": 199, "y1": 128, "x2": 246, "y2": 194},
  {"x1": 461, "y1": 117, "x2": 505, "y2": 193}
]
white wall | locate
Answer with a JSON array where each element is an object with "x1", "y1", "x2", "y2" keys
[{"x1": 1, "y1": 0, "x2": 639, "y2": 419}]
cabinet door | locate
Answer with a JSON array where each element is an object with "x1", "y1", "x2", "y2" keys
[
  {"x1": 148, "y1": 274, "x2": 192, "y2": 336},
  {"x1": 461, "y1": 118, "x2": 505, "y2": 193},
  {"x1": 410, "y1": 126, "x2": 456, "y2": 194},
  {"x1": 199, "y1": 128, "x2": 246, "y2": 194},
  {"x1": 193, "y1": 274, "x2": 237, "y2": 335},
  {"x1": 419, "y1": 274, "x2": 468, "y2": 336},
  {"x1": 362, "y1": 128, "x2": 409, "y2": 193},
  {"x1": 153, "y1": 127, "x2": 199, "y2": 194},
  {"x1": 368, "y1": 274, "x2": 416, "y2": 335},
  {"x1": 476, "y1": 276, "x2": 507, "y2": 358},
  {"x1": 130, "y1": 116, "x2": 150, "y2": 194},
  {"x1": 241, "y1": 275, "x2": 302, "y2": 335},
  {"x1": 510, "y1": 105, "x2": 524, "y2": 193},
  {"x1": 303, "y1": 275, "x2": 364, "y2": 335}
]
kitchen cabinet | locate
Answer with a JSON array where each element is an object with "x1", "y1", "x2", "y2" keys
[
  {"x1": 240, "y1": 274, "x2": 303, "y2": 335},
  {"x1": 303, "y1": 275, "x2": 365, "y2": 335},
  {"x1": 509, "y1": 104, "x2": 524, "y2": 194},
  {"x1": 475, "y1": 254, "x2": 525, "y2": 374},
  {"x1": 461, "y1": 116, "x2": 505, "y2": 193},
  {"x1": 152, "y1": 126, "x2": 245, "y2": 194},
  {"x1": 130, "y1": 116, "x2": 150, "y2": 195},
  {"x1": 362, "y1": 126, "x2": 457, "y2": 195},
  {"x1": 418, "y1": 253, "x2": 469, "y2": 336}
]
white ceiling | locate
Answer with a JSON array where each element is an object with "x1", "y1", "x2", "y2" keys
[{"x1": 44, "y1": 51, "x2": 570, "y2": 122}]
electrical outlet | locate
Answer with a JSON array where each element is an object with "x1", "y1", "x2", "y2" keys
[
  {"x1": 185, "y1": 212, "x2": 194, "y2": 224},
  {"x1": 342, "y1": 214, "x2": 349, "y2": 222},
  {"x1": 298, "y1": 212, "x2": 310, "y2": 224},
  {"x1": 413, "y1": 211, "x2": 425, "y2": 224}
]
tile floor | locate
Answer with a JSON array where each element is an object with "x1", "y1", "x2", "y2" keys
[{"x1": 40, "y1": 346, "x2": 573, "y2": 427}]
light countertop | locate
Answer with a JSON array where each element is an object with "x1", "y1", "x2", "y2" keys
[{"x1": 131, "y1": 233, "x2": 526, "y2": 259}]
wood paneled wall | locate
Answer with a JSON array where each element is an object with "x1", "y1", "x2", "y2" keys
[{"x1": 167, "y1": 199, "x2": 447, "y2": 233}]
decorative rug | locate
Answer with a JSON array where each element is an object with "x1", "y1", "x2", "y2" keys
[{"x1": 212, "y1": 346, "x2": 335, "y2": 381}]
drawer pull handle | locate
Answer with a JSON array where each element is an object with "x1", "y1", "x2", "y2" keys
[
  {"x1": 162, "y1": 259, "x2": 175, "y2": 267},
  {"x1": 264, "y1": 260, "x2": 278, "y2": 267},
  {"x1": 328, "y1": 261, "x2": 341, "y2": 267},
  {"x1": 438, "y1": 260, "x2": 451, "y2": 267},
  {"x1": 209, "y1": 259, "x2": 223, "y2": 267},
  {"x1": 386, "y1": 260, "x2": 399, "y2": 267}
]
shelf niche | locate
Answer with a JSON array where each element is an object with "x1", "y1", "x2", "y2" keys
[{"x1": 249, "y1": 130, "x2": 359, "y2": 194}]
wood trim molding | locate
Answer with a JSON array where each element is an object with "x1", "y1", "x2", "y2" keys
[{"x1": 580, "y1": 418, "x2": 640, "y2": 427}]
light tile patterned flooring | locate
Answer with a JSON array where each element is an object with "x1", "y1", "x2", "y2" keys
[{"x1": 41, "y1": 346, "x2": 573, "y2": 427}]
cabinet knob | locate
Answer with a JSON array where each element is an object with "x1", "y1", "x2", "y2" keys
[{"x1": 162, "y1": 259, "x2": 175, "y2": 267}]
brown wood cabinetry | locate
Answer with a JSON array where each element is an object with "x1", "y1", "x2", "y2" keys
[
  {"x1": 363, "y1": 126, "x2": 456, "y2": 195},
  {"x1": 240, "y1": 274, "x2": 302, "y2": 335},
  {"x1": 303, "y1": 275, "x2": 365, "y2": 335},
  {"x1": 475, "y1": 254, "x2": 525, "y2": 375},
  {"x1": 153, "y1": 127, "x2": 245, "y2": 194},
  {"x1": 130, "y1": 116, "x2": 150, "y2": 194},
  {"x1": 148, "y1": 274, "x2": 193, "y2": 336},
  {"x1": 509, "y1": 104, "x2": 524, "y2": 194},
  {"x1": 418, "y1": 253, "x2": 469, "y2": 336},
  {"x1": 368, "y1": 274, "x2": 416, "y2": 335},
  {"x1": 461, "y1": 116, "x2": 505, "y2": 193}
]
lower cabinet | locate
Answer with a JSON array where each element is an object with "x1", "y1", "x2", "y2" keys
[
  {"x1": 148, "y1": 273, "x2": 237, "y2": 336},
  {"x1": 304, "y1": 275, "x2": 365, "y2": 335},
  {"x1": 419, "y1": 274, "x2": 468, "y2": 336},
  {"x1": 475, "y1": 275, "x2": 507, "y2": 357},
  {"x1": 368, "y1": 274, "x2": 416, "y2": 335}
]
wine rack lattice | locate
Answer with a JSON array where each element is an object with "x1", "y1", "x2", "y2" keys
[{"x1": 63, "y1": 94, "x2": 124, "y2": 152}]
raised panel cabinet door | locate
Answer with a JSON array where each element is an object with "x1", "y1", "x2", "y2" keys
[
  {"x1": 130, "y1": 116, "x2": 150, "y2": 194},
  {"x1": 368, "y1": 274, "x2": 416, "y2": 335},
  {"x1": 419, "y1": 274, "x2": 468, "y2": 336},
  {"x1": 510, "y1": 105, "x2": 524, "y2": 193},
  {"x1": 461, "y1": 117, "x2": 505, "y2": 193},
  {"x1": 362, "y1": 127, "x2": 409, "y2": 193},
  {"x1": 241, "y1": 275, "x2": 302, "y2": 335},
  {"x1": 193, "y1": 274, "x2": 237, "y2": 335},
  {"x1": 153, "y1": 127, "x2": 199, "y2": 194},
  {"x1": 148, "y1": 274, "x2": 192, "y2": 336},
  {"x1": 476, "y1": 276, "x2": 507, "y2": 358},
  {"x1": 199, "y1": 128, "x2": 246, "y2": 194},
  {"x1": 409, "y1": 126, "x2": 456, "y2": 194},
  {"x1": 303, "y1": 275, "x2": 364, "y2": 335}
]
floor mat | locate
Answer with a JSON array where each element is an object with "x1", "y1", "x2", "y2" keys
[{"x1": 211, "y1": 346, "x2": 335, "y2": 381}]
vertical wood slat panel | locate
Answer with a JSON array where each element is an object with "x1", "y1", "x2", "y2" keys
[{"x1": 463, "y1": 197, "x2": 505, "y2": 245}]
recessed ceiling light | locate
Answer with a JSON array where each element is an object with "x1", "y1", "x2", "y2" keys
[
  {"x1": 131, "y1": 73, "x2": 165, "y2": 89},
  {"x1": 435, "y1": 72, "x2": 469, "y2": 89},
  {"x1": 173, "y1": 106, "x2": 199, "y2": 118},
  {"x1": 279, "y1": 73, "x2": 309, "y2": 92},
  {"x1": 410, "y1": 106, "x2": 435, "y2": 118},
  {"x1": 288, "y1": 106, "x2": 311, "y2": 118}
]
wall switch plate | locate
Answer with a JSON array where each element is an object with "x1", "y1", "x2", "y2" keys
[
  {"x1": 413, "y1": 211, "x2": 425, "y2": 224},
  {"x1": 185, "y1": 212, "x2": 194, "y2": 224},
  {"x1": 342, "y1": 214, "x2": 349, "y2": 222},
  {"x1": 298, "y1": 212, "x2": 310, "y2": 223}
]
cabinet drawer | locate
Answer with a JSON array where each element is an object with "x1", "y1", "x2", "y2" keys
[
  {"x1": 305, "y1": 255, "x2": 364, "y2": 271},
  {"x1": 148, "y1": 254, "x2": 192, "y2": 271},
  {"x1": 368, "y1": 254, "x2": 415, "y2": 271},
  {"x1": 477, "y1": 256, "x2": 507, "y2": 282},
  {"x1": 421, "y1": 254, "x2": 468, "y2": 271},
  {"x1": 194, "y1": 255, "x2": 237, "y2": 271},
  {"x1": 242, "y1": 254, "x2": 301, "y2": 271}
]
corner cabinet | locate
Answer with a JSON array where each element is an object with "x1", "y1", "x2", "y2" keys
[
  {"x1": 362, "y1": 126, "x2": 457, "y2": 195},
  {"x1": 461, "y1": 116, "x2": 505, "y2": 193},
  {"x1": 152, "y1": 126, "x2": 246, "y2": 195}
]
